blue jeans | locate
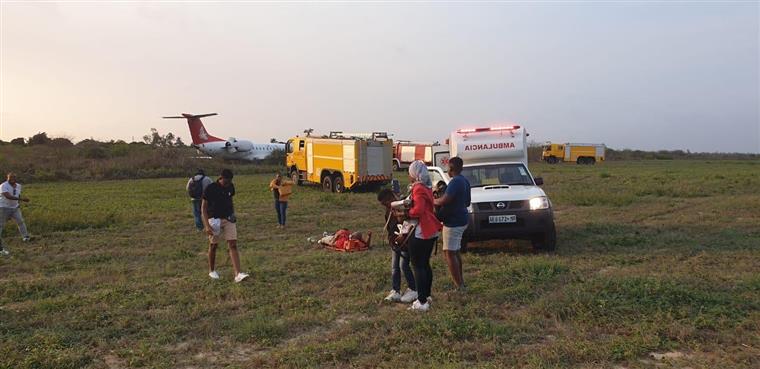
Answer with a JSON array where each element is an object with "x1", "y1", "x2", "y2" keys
[
  {"x1": 191, "y1": 199, "x2": 203, "y2": 230},
  {"x1": 0, "y1": 207, "x2": 29, "y2": 248},
  {"x1": 275, "y1": 200, "x2": 288, "y2": 225},
  {"x1": 392, "y1": 249, "x2": 415, "y2": 292}
]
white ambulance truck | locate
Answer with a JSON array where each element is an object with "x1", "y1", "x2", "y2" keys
[{"x1": 428, "y1": 125, "x2": 557, "y2": 251}]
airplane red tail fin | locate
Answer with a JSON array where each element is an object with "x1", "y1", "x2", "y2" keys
[{"x1": 163, "y1": 113, "x2": 224, "y2": 145}]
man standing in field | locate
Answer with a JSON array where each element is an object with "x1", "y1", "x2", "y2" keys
[
  {"x1": 202, "y1": 169, "x2": 249, "y2": 283},
  {"x1": 186, "y1": 169, "x2": 212, "y2": 231},
  {"x1": 0, "y1": 173, "x2": 31, "y2": 256},
  {"x1": 434, "y1": 157, "x2": 471, "y2": 291}
]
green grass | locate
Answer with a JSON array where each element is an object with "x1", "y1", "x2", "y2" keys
[{"x1": 1, "y1": 160, "x2": 759, "y2": 368}]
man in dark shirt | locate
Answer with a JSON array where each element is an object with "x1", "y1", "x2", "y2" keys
[
  {"x1": 434, "y1": 156, "x2": 471, "y2": 290},
  {"x1": 202, "y1": 169, "x2": 249, "y2": 283}
]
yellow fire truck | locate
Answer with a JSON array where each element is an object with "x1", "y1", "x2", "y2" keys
[
  {"x1": 285, "y1": 132, "x2": 394, "y2": 192},
  {"x1": 542, "y1": 142, "x2": 606, "y2": 165}
]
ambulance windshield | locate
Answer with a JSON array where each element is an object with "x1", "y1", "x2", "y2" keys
[{"x1": 462, "y1": 163, "x2": 534, "y2": 187}]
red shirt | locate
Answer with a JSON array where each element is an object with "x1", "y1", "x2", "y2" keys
[
  {"x1": 407, "y1": 183, "x2": 442, "y2": 239},
  {"x1": 334, "y1": 229, "x2": 351, "y2": 247}
]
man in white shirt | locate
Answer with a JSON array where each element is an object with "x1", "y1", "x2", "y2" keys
[{"x1": 0, "y1": 172, "x2": 31, "y2": 256}]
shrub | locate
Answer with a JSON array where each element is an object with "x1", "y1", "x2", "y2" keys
[
  {"x1": 50, "y1": 137, "x2": 74, "y2": 147},
  {"x1": 82, "y1": 146, "x2": 109, "y2": 159},
  {"x1": 28, "y1": 132, "x2": 52, "y2": 146}
]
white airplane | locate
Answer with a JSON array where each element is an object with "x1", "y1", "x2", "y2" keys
[{"x1": 163, "y1": 113, "x2": 285, "y2": 161}]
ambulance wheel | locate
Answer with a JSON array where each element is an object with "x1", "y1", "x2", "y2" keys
[
  {"x1": 291, "y1": 170, "x2": 302, "y2": 186},
  {"x1": 333, "y1": 175, "x2": 345, "y2": 193},
  {"x1": 531, "y1": 223, "x2": 557, "y2": 252},
  {"x1": 322, "y1": 175, "x2": 334, "y2": 192}
]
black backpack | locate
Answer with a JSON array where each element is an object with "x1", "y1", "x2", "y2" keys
[{"x1": 188, "y1": 176, "x2": 205, "y2": 199}]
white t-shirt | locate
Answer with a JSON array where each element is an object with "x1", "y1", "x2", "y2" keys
[{"x1": 0, "y1": 181, "x2": 21, "y2": 208}]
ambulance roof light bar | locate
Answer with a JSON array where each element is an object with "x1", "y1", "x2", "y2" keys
[{"x1": 456, "y1": 125, "x2": 520, "y2": 134}]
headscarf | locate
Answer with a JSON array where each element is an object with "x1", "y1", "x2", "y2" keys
[{"x1": 408, "y1": 160, "x2": 432, "y2": 188}]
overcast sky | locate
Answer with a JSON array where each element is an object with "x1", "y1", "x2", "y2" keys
[{"x1": 1, "y1": 2, "x2": 758, "y2": 152}]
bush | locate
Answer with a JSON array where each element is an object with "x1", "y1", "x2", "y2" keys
[
  {"x1": 262, "y1": 149, "x2": 286, "y2": 165},
  {"x1": 82, "y1": 146, "x2": 109, "y2": 159},
  {"x1": 28, "y1": 132, "x2": 52, "y2": 146},
  {"x1": 50, "y1": 138, "x2": 74, "y2": 147},
  {"x1": 10, "y1": 137, "x2": 25, "y2": 146}
]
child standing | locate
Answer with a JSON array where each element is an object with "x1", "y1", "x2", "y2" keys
[{"x1": 377, "y1": 189, "x2": 417, "y2": 303}]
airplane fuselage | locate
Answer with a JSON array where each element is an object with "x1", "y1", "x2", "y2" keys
[
  {"x1": 194, "y1": 141, "x2": 285, "y2": 161},
  {"x1": 164, "y1": 113, "x2": 285, "y2": 162}
]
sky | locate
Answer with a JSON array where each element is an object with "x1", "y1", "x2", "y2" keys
[{"x1": 1, "y1": 2, "x2": 758, "y2": 153}]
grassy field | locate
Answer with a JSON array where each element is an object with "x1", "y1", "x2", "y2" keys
[{"x1": 1, "y1": 160, "x2": 759, "y2": 369}]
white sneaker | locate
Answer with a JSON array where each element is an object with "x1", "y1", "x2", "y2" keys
[
  {"x1": 400, "y1": 289, "x2": 418, "y2": 303},
  {"x1": 234, "y1": 272, "x2": 249, "y2": 283},
  {"x1": 384, "y1": 290, "x2": 402, "y2": 302},
  {"x1": 0, "y1": 249, "x2": 9, "y2": 256},
  {"x1": 408, "y1": 299, "x2": 430, "y2": 312},
  {"x1": 208, "y1": 271, "x2": 220, "y2": 280}
]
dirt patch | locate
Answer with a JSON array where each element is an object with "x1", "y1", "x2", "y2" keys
[
  {"x1": 103, "y1": 354, "x2": 127, "y2": 369},
  {"x1": 597, "y1": 266, "x2": 619, "y2": 276},
  {"x1": 650, "y1": 351, "x2": 689, "y2": 361}
]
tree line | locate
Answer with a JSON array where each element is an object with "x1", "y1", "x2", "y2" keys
[{"x1": 1, "y1": 129, "x2": 186, "y2": 148}]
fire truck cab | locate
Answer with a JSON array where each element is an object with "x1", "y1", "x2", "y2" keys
[{"x1": 429, "y1": 125, "x2": 557, "y2": 251}]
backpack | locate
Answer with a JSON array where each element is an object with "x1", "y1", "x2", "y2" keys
[{"x1": 188, "y1": 176, "x2": 205, "y2": 199}]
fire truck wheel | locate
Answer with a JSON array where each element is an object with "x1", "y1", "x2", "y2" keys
[
  {"x1": 392, "y1": 161, "x2": 400, "y2": 172},
  {"x1": 291, "y1": 170, "x2": 301, "y2": 186},
  {"x1": 322, "y1": 175, "x2": 334, "y2": 192},
  {"x1": 333, "y1": 175, "x2": 345, "y2": 193}
]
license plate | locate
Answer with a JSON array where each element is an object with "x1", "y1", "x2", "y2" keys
[{"x1": 489, "y1": 215, "x2": 516, "y2": 224}]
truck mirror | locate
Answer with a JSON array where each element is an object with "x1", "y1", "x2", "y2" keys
[{"x1": 534, "y1": 177, "x2": 544, "y2": 186}]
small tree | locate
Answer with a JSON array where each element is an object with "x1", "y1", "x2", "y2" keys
[
  {"x1": 175, "y1": 137, "x2": 186, "y2": 147},
  {"x1": 28, "y1": 132, "x2": 51, "y2": 145},
  {"x1": 50, "y1": 137, "x2": 74, "y2": 147},
  {"x1": 143, "y1": 128, "x2": 160, "y2": 146},
  {"x1": 164, "y1": 132, "x2": 175, "y2": 147},
  {"x1": 143, "y1": 128, "x2": 181, "y2": 147},
  {"x1": 10, "y1": 137, "x2": 25, "y2": 146}
]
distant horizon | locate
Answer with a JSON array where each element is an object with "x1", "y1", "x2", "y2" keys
[
  {"x1": 1, "y1": 3, "x2": 758, "y2": 153},
  {"x1": 5, "y1": 126, "x2": 759, "y2": 156}
]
